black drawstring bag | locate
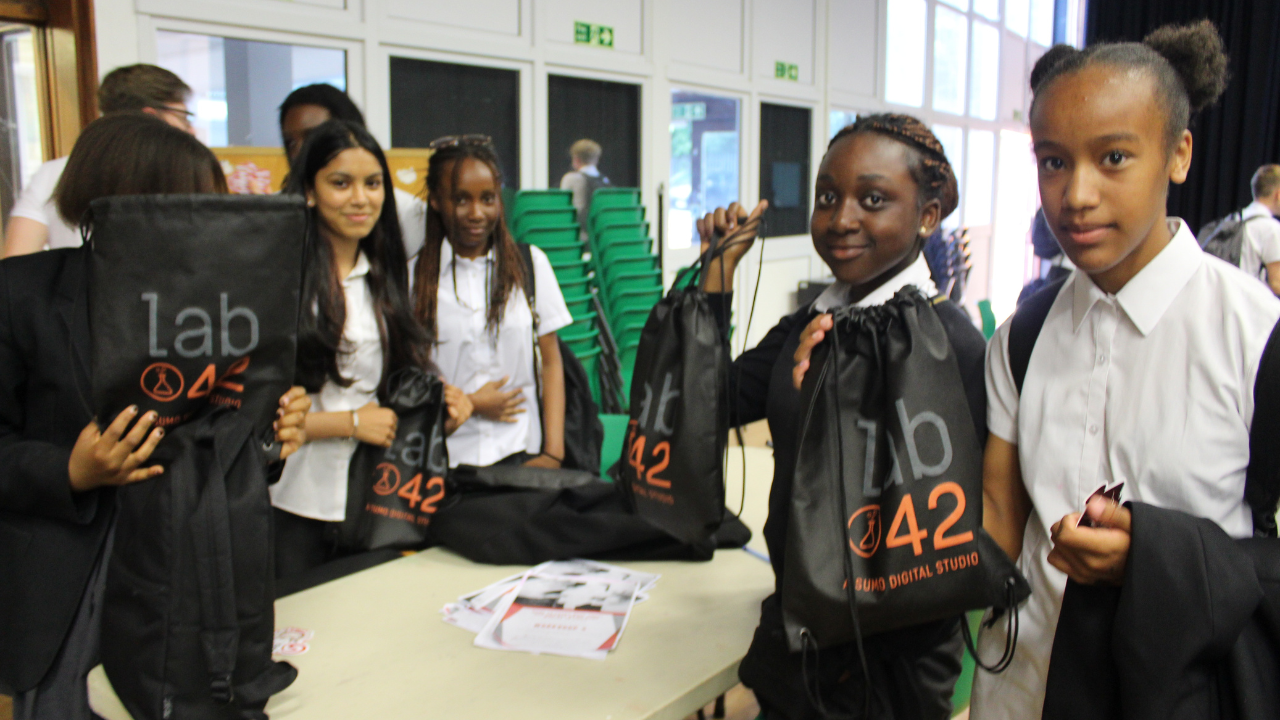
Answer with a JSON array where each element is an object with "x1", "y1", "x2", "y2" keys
[
  {"x1": 88, "y1": 194, "x2": 306, "y2": 434},
  {"x1": 784, "y1": 289, "x2": 1029, "y2": 659},
  {"x1": 339, "y1": 367, "x2": 450, "y2": 551},
  {"x1": 618, "y1": 251, "x2": 729, "y2": 545}
]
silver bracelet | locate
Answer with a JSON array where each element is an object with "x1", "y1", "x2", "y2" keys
[{"x1": 350, "y1": 409, "x2": 360, "y2": 439}]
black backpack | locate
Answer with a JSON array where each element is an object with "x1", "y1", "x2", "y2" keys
[
  {"x1": 101, "y1": 408, "x2": 297, "y2": 719},
  {"x1": 516, "y1": 243, "x2": 605, "y2": 473},
  {"x1": 1010, "y1": 279, "x2": 1280, "y2": 537},
  {"x1": 1198, "y1": 212, "x2": 1266, "y2": 268}
]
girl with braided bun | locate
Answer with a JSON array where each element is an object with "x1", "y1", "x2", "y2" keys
[
  {"x1": 700, "y1": 112, "x2": 985, "y2": 719},
  {"x1": 928, "y1": 20, "x2": 1271, "y2": 719},
  {"x1": 412, "y1": 137, "x2": 573, "y2": 469}
]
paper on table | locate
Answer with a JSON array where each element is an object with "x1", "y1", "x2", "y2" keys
[
  {"x1": 441, "y1": 559, "x2": 658, "y2": 637},
  {"x1": 474, "y1": 571, "x2": 640, "y2": 660}
]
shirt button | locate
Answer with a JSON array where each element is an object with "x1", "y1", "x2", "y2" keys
[
  {"x1": 1089, "y1": 424, "x2": 1099, "y2": 435},
  {"x1": 1097, "y1": 354, "x2": 1106, "y2": 364}
]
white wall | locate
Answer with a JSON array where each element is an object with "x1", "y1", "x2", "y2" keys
[{"x1": 93, "y1": 0, "x2": 1074, "y2": 335}]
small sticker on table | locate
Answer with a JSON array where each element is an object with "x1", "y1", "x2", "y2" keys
[{"x1": 273, "y1": 627, "x2": 313, "y2": 656}]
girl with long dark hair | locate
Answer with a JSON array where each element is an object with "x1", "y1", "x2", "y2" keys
[
  {"x1": 270, "y1": 119, "x2": 471, "y2": 578},
  {"x1": 412, "y1": 137, "x2": 572, "y2": 469}
]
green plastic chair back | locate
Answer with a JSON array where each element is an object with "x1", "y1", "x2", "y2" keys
[
  {"x1": 521, "y1": 225, "x2": 580, "y2": 248},
  {"x1": 557, "y1": 276, "x2": 592, "y2": 297},
  {"x1": 596, "y1": 222, "x2": 650, "y2": 245},
  {"x1": 562, "y1": 292, "x2": 593, "y2": 318},
  {"x1": 501, "y1": 186, "x2": 518, "y2": 226},
  {"x1": 514, "y1": 208, "x2": 577, "y2": 236},
  {"x1": 590, "y1": 207, "x2": 645, "y2": 235},
  {"x1": 598, "y1": 412, "x2": 631, "y2": 475},
  {"x1": 535, "y1": 241, "x2": 585, "y2": 265},
  {"x1": 600, "y1": 239, "x2": 654, "y2": 266},
  {"x1": 552, "y1": 259, "x2": 591, "y2": 283},
  {"x1": 977, "y1": 299, "x2": 997, "y2": 340},
  {"x1": 602, "y1": 255, "x2": 658, "y2": 278},
  {"x1": 589, "y1": 188, "x2": 642, "y2": 214},
  {"x1": 512, "y1": 189, "x2": 572, "y2": 216}
]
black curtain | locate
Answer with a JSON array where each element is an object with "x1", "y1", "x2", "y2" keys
[
  {"x1": 389, "y1": 57, "x2": 521, "y2": 188},
  {"x1": 1087, "y1": 0, "x2": 1280, "y2": 231},
  {"x1": 547, "y1": 75, "x2": 640, "y2": 189}
]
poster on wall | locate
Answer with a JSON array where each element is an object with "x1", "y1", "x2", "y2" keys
[{"x1": 210, "y1": 147, "x2": 431, "y2": 198}]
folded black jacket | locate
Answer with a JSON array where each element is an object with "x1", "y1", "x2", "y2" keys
[{"x1": 1044, "y1": 502, "x2": 1280, "y2": 720}]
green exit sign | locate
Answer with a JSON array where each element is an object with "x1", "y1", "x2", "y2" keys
[
  {"x1": 775, "y1": 62, "x2": 800, "y2": 81},
  {"x1": 574, "y1": 21, "x2": 614, "y2": 48}
]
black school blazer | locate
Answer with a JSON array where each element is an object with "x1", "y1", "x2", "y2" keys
[{"x1": 0, "y1": 247, "x2": 108, "y2": 693}]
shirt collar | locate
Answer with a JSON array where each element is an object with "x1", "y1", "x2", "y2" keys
[
  {"x1": 580, "y1": 165, "x2": 599, "y2": 177},
  {"x1": 439, "y1": 239, "x2": 494, "y2": 277},
  {"x1": 812, "y1": 254, "x2": 939, "y2": 312},
  {"x1": 1071, "y1": 217, "x2": 1203, "y2": 335},
  {"x1": 344, "y1": 251, "x2": 371, "y2": 282},
  {"x1": 1242, "y1": 201, "x2": 1272, "y2": 220}
]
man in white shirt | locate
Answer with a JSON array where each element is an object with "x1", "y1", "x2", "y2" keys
[
  {"x1": 558, "y1": 139, "x2": 610, "y2": 239},
  {"x1": 1240, "y1": 164, "x2": 1280, "y2": 296},
  {"x1": 3, "y1": 64, "x2": 196, "y2": 257}
]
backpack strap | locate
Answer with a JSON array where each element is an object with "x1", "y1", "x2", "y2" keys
[
  {"x1": 1247, "y1": 319, "x2": 1280, "y2": 538},
  {"x1": 516, "y1": 242, "x2": 539, "y2": 331},
  {"x1": 188, "y1": 414, "x2": 247, "y2": 704},
  {"x1": 1008, "y1": 276, "x2": 1067, "y2": 394}
]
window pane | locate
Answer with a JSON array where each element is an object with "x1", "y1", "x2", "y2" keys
[
  {"x1": 965, "y1": 129, "x2": 995, "y2": 227},
  {"x1": 885, "y1": 0, "x2": 926, "y2": 108},
  {"x1": 1005, "y1": 0, "x2": 1030, "y2": 37},
  {"x1": 829, "y1": 109, "x2": 858, "y2": 139},
  {"x1": 669, "y1": 91, "x2": 740, "y2": 249},
  {"x1": 973, "y1": 0, "x2": 999, "y2": 21},
  {"x1": 157, "y1": 30, "x2": 346, "y2": 148},
  {"x1": 932, "y1": 6, "x2": 969, "y2": 115},
  {"x1": 937, "y1": 0, "x2": 969, "y2": 11},
  {"x1": 932, "y1": 124, "x2": 965, "y2": 229},
  {"x1": 0, "y1": 26, "x2": 44, "y2": 225},
  {"x1": 1030, "y1": 0, "x2": 1055, "y2": 46},
  {"x1": 990, "y1": 130, "x2": 1038, "y2": 321},
  {"x1": 969, "y1": 21, "x2": 1000, "y2": 121}
]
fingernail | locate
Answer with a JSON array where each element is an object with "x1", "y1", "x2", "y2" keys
[
  {"x1": 156, "y1": 428, "x2": 164, "y2": 437},
  {"x1": 128, "y1": 405, "x2": 138, "y2": 414}
]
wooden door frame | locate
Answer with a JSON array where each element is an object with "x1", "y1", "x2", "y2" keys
[{"x1": 0, "y1": 0, "x2": 97, "y2": 158}]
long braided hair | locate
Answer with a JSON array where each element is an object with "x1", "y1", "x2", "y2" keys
[
  {"x1": 828, "y1": 113, "x2": 959, "y2": 222},
  {"x1": 412, "y1": 142, "x2": 527, "y2": 339}
]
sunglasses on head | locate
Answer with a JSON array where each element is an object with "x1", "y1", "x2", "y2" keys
[{"x1": 427, "y1": 134, "x2": 494, "y2": 150}]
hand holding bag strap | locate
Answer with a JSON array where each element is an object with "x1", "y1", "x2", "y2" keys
[
  {"x1": 1248, "y1": 319, "x2": 1280, "y2": 538},
  {"x1": 188, "y1": 416, "x2": 245, "y2": 704}
]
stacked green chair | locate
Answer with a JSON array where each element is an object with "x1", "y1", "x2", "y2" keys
[
  {"x1": 504, "y1": 188, "x2": 627, "y2": 413},
  {"x1": 584, "y1": 189, "x2": 663, "y2": 399}
]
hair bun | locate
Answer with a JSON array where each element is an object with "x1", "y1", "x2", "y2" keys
[
  {"x1": 1144, "y1": 19, "x2": 1229, "y2": 113},
  {"x1": 1030, "y1": 44, "x2": 1080, "y2": 91}
]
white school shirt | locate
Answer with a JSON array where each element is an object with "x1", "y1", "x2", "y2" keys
[
  {"x1": 1239, "y1": 200, "x2": 1280, "y2": 284},
  {"x1": 395, "y1": 187, "x2": 427, "y2": 260},
  {"x1": 970, "y1": 219, "x2": 1280, "y2": 720},
  {"x1": 270, "y1": 252, "x2": 383, "y2": 522},
  {"x1": 9, "y1": 157, "x2": 80, "y2": 250},
  {"x1": 432, "y1": 241, "x2": 573, "y2": 467},
  {"x1": 810, "y1": 254, "x2": 938, "y2": 312}
]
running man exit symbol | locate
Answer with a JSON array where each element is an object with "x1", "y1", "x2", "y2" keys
[
  {"x1": 775, "y1": 62, "x2": 799, "y2": 81},
  {"x1": 574, "y1": 21, "x2": 614, "y2": 48}
]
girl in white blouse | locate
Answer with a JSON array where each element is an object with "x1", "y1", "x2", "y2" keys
[
  {"x1": 270, "y1": 119, "x2": 471, "y2": 579},
  {"x1": 412, "y1": 137, "x2": 573, "y2": 470}
]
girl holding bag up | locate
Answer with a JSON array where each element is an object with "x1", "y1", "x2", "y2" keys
[
  {"x1": 269, "y1": 119, "x2": 472, "y2": 579},
  {"x1": 700, "y1": 114, "x2": 989, "y2": 720}
]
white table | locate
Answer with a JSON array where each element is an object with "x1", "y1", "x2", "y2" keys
[{"x1": 90, "y1": 448, "x2": 777, "y2": 720}]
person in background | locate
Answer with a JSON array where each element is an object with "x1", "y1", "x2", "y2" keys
[
  {"x1": 269, "y1": 119, "x2": 471, "y2": 580},
  {"x1": 2, "y1": 64, "x2": 196, "y2": 258},
  {"x1": 0, "y1": 112, "x2": 310, "y2": 720},
  {"x1": 1016, "y1": 208, "x2": 1074, "y2": 306},
  {"x1": 559, "y1": 138, "x2": 610, "y2": 238},
  {"x1": 413, "y1": 136, "x2": 572, "y2": 470},
  {"x1": 278, "y1": 83, "x2": 427, "y2": 260},
  {"x1": 1239, "y1": 164, "x2": 1280, "y2": 296}
]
